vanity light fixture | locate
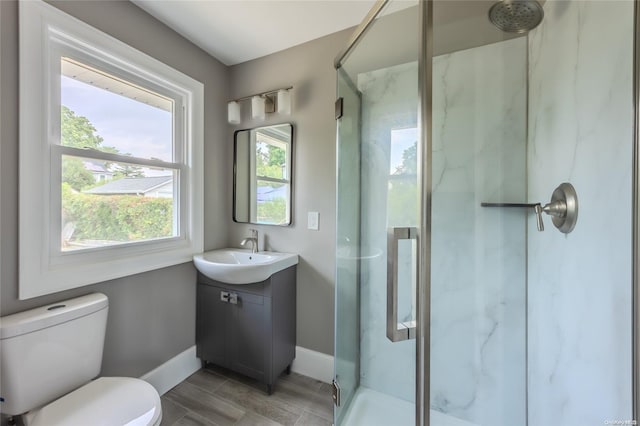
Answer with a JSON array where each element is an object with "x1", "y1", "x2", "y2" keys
[
  {"x1": 227, "y1": 101, "x2": 241, "y2": 124},
  {"x1": 227, "y1": 86, "x2": 293, "y2": 124},
  {"x1": 251, "y1": 95, "x2": 266, "y2": 120},
  {"x1": 277, "y1": 89, "x2": 291, "y2": 115}
]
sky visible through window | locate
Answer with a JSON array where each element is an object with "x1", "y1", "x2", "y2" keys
[
  {"x1": 61, "y1": 76, "x2": 173, "y2": 171},
  {"x1": 60, "y1": 74, "x2": 178, "y2": 251},
  {"x1": 390, "y1": 127, "x2": 417, "y2": 174}
]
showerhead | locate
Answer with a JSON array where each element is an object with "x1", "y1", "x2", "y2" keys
[{"x1": 488, "y1": 0, "x2": 544, "y2": 34}]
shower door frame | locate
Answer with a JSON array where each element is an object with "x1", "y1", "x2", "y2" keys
[
  {"x1": 633, "y1": 0, "x2": 640, "y2": 423},
  {"x1": 417, "y1": 1, "x2": 432, "y2": 425}
]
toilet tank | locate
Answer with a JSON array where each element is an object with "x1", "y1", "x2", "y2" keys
[{"x1": 0, "y1": 293, "x2": 108, "y2": 416}]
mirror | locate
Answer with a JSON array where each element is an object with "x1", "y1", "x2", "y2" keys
[{"x1": 234, "y1": 123, "x2": 293, "y2": 225}]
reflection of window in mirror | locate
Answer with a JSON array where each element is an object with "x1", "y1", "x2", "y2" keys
[
  {"x1": 254, "y1": 130, "x2": 290, "y2": 224},
  {"x1": 234, "y1": 124, "x2": 293, "y2": 226},
  {"x1": 387, "y1": 127, "x2": 418, "y2": 228}
]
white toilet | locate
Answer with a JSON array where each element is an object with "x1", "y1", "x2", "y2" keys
[{"x1": 0, "y1": 293, "x2": 162, "y2": 426}]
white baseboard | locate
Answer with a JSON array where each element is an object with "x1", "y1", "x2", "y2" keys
[
  {"x1": 139, "y1": 345, "x2": 333, "y2": 393},
  {"x1": 291, "y1": 346, "x2": 334, "y2": 384},
  {"x1": 140, "y1": 345, "x2": 200, "y2": 396}
]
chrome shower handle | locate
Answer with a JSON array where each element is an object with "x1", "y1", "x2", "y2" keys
[
  {"x1": 534, "y1": 203, "x2": 544, "y2": 232},
  {"x1": 386, "y1": 227, "x2": 418, "y2": 343},
  {"x1": 534, "y1": 200, "x2": 569, "y2": 231},
  {"x1": 480, "y1": 183, "x2": 579, "y2": 234}
]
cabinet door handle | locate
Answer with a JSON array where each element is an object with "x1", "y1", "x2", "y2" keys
[
  {"x1": 229, "y1": 293, "x2": 238, "y2": 304},
  {"x1": 220, "y1": 291, "x2": 230, "y2": 303}
]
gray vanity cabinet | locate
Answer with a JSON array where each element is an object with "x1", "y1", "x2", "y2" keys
[{"x1": 196, "y1": 265, "x2": 296, "y2": 394}]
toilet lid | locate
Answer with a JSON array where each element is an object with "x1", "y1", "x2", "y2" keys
[{"x1": 27, "y1": 377, "x2": 162, "y2": 426}]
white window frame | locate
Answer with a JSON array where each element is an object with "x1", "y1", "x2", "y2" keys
[{"x1": 19, "y1": 1, "x2": 204, "y2": 299}]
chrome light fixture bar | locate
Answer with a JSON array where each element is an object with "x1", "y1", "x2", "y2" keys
[{"x1": 227, "y1": 86, "x2": 293, "y2": 124}]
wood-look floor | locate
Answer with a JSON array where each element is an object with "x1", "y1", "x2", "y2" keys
[{"x1": 161, "y1": 365, "x2": 333, "y2": 426}]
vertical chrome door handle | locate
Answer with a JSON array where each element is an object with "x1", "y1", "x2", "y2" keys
[{"x1": 387, "y1": 227, "x2": 418, "y2": 342}]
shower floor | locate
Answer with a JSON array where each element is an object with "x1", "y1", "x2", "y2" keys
[{"x1": 342, "y1": 387, "x2": 477, "y2": 426}]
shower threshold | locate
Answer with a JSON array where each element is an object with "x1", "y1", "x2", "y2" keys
[{"x1": 342, "y1": 387, "x2": 478, "y2": 426}]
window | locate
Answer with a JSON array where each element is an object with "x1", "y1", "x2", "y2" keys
[
  {"x1": 19, "y1": 1, "x2": 203, "y2": 299},
  {"x1": 387, "y1": 128, "x2": 418, "y2": 227}
]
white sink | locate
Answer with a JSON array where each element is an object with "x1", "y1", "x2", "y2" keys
[{"x1": 193, "y1": 248, "x2": 298, "y2": 284}]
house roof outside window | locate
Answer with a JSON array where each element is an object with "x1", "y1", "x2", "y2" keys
[
  {"x1": 83, "y1": 160, "x2": 112, "y2": 174},
  {"x1": 84, "y1": 175, "x2": 173, "y2": 196}
]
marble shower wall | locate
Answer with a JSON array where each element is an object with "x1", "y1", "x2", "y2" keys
[
  {"x1": 527, "y1": 1, "x2": 634, "y2": 425},
  {"x1": 356, "y1": 37, "x2": 528, "y2": 425},
  {"x1": 430, "y1": 38, "x2": 527, "y2": 426}
]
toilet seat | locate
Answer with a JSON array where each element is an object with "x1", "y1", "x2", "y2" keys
[{"x1": 24, "y1": 377, "x2": 162, "y2": 426}]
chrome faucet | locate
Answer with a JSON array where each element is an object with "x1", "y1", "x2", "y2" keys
[{"x1": 241, "y1": 229, "x2": 259, "y2": 253}]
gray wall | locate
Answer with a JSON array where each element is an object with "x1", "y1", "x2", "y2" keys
[
  {"x1": 0, "y1": 0, "x2": 229, "y2": 377},
  {"x1": 228, "y1": 29, "x2": 350, "y2": 355},
  {"x1": 1, "y1": 0, "x2": 345, "y2": 377}
]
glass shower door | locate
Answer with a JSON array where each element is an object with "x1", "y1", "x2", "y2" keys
[
  {"x1": 334, "y1": 2, "x2": 420, "y2": 425},
  {"x1": 334, "y1": 67, "x2": 362, "y2": 424}
]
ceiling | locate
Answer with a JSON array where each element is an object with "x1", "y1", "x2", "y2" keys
[
  {"x1": 132, "y1": 1, "x2": 528, "y2": 69},
  {"x1": 132, "y1": 0, "x2": 379, "y2": 66}
]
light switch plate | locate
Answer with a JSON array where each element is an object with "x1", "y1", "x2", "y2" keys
[{"x1": 308, "y1": 211, "x2": 319, "y2": 230}]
